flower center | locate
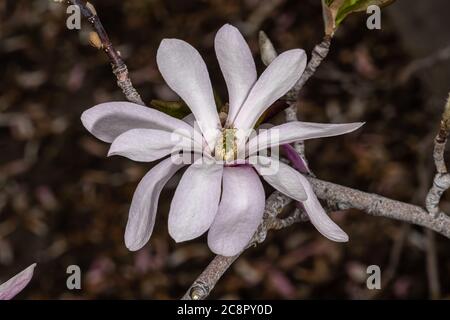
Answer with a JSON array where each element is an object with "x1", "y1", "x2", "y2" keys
[{"x1": 214, "y1": 128, "x2": 237, "y2": 162}]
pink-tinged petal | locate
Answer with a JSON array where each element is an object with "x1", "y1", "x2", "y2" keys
[
  {"x1": 81, "y1": 101, "x2": 195, "y2": 143},
  {"x1": 168, "y1": 161, "x2": 223, "y2": 242},
  {"x1": 233, "y1": 49, "x2": 307, "y2": 130},
  {"x1": 0, "y1": 263, "x2": 36, "y2": 300},
  {"x1": 215, "y1": 24, "x2": 257, "y2": 125},
  {"x1": 251, "y1": 156, "x2": 307, "y2": 201},
  {"x1": 208, "y1": 166, "x2": 265, "y2": 256},
  {"x1": 281, "y1": 144, "x2": 310, "y2": 174},
  {"x1": 125, "y1": 156, "x2": 185, "y2": 251},
  {"x1": 157, "y1": 39, "x2": 221, "y2": 149},
  {"x1": 108, "y1": 129, "x2": 203, "y2": 162},
  {"x1": 248, "y1": 121, "x2": 364, "y2": 155},
  {"x1": 298, "y1": 174, "x2": 349, "y2": 242}
]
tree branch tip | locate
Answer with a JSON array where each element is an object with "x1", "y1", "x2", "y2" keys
[{"x1": 85, "y1": 1, "x2": 97, "y2": 16}]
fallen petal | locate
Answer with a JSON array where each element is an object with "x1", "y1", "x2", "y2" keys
[{"x1": 0, "y1": 263, "x2": 36, "y2": 300}]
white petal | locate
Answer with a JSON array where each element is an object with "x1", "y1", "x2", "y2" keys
[
  {"x1": 208, "y1": 166, "x2": 265, "y2": 256},
  {"x1": 298, "y1": 174, "x2": 349, "y2": 242},
  {"x1": 168, "y1": 161, "x2": 223, "y2": 242},
  {"x1": 108, "y1": 128, "x2": 203, "y2": 162},
  {"x1": 233, "y1": 49, "x2": 307, "y2": 130},
  {"x1": 182, "y1": 113, "x2": 196, "y2": 127},
  {"x1": 0, "y1": 263, "x2": 36, "y2": 300},
  {"x1": 248, "y1": 121, "x2": 364, "y2": 155},
  {"x1": 125, "y1": 156, "x2": 185, "y2": 251},
  {"x1": 215, "y1": 24, "x2": 257, "y2": 125},
  {"x1": 157, "y1": 39, "x2": 221, "y2": 149},
  {"x1": 251, "y1": 156, "x2": 307, "y2": 201},
  {"x1": 81, "y1": 101, "x2": 195, "y2": 143}
]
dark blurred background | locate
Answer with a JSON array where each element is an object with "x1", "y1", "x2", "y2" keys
[{"x1": 0, "y1": 0, "x2": 450, "y2": 299}]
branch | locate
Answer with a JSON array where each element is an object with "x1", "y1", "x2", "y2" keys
[
  {"x1": 64, "y1": 3, "x2": 450, "y2": 300},
  {"x1": 181, "y1": 191, "x2": 306, "y2": 300},
  {"x1": 68, "y1": 0, "x2": 145, "y2": 105},
  {"x1": 182, "y1": 33, "x2": 333, "y2": 301},
  {"x1": 182, "y1": 43, "x2": 450, "y2": 300},
  {"x1": 426, "y1": 93, "x2": 450, "y2": 217},
  {"x1": 284, "y1": 35, "x2": 332, "y2": 102},
  {"x1": 259, "y1": 31, "x2": 332, "y2": 162},
  {"x1": 308, "y1": 177, "x2": 450, "y2": 238},
  {"x1": 182, "y1": 174, "x2": 450, "y2": 300}
]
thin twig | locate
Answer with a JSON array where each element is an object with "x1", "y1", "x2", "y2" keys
[
  {"x1": 63, "y1": 3, "x2": 450, "y2": 300},
  {"x1": 400, "y1": 44, "x2": 450, "y2": 83},
  {"x1": 259, "y1": 31, "x2": 321, "y2": 164},
  {"x1": 181, "y1": 191, "x2": 306, "y2": 300},
  {"x1": 181, "y1": 255, "x2": 239, "y2": 300},
  {"x1": 182, "y1": 175, "x2": 450, "y2": 300},
  {"x1": 425, "y1": 94, "x2": 450, "y2": 217},
  {"x1": 284, "y1": 36, "x2": 332, "y2": 102},
  {"x1": 68, "y1": 0, "x2": 145, "y2": 105},
  {"x1": 422, "y1": 95, "x2": 450, "y2": 299},
  {"x1": 414, "y1": 134, "x2": 441, "y2": 300},
  {"x1": 308, "y1": 177, "x2": 450, "y2": 238}
]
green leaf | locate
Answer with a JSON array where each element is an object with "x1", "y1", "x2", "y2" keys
[
  {"x1": 335, "y1": 0, "x2": 395, "y2": 25},
  {"x1": 150, "y1": 90, "x2": 224, "y2": 119},
  {"x1": 322, "y1": 0, "x2": 395, "y2": 35},
  {"x1": 150, "y1": 100, "x2": 191, "y2": 119}
]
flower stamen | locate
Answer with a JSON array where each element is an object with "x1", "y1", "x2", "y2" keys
[{"x1": 214, "y1": 128, "x2": 237, "y2": 162}]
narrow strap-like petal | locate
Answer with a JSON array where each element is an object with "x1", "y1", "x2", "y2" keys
[
  {"x1": 298, "y1": 174, "x2": 349, "y2": 242},
  {"x1": 183, "y1": 113, "x2": 211, "y2": 154},
  {"x1": 81, "y1": 101, "x2": 196, "y2": 143},
  {"x1": 233, "y1": 49, "x2": 307, "y2": 130},
  {"x1": 0, "y1": 263, "x2": 36, "y2": 300},
  {"x1": 215, "y1": 24, "x2": 257, "y2": 125},
  {"x1": 208, "y1": 166, "x2": 265, "y2": 256},
  {"x1": 168, "y1": 160, "x2": 223, "y2": 242},
  {"x1": 182, "y1": 113, "x2": 197, "y2": 128},
  {"x1": 251, "y1": 156, "x2": 307, "y2": 201},
  {"x1": 125, "y1": 156, "x2": 185, "y2": 251},
  {"x1": 108, "y1": 128, "x2": 204, "y2": 163},
  {"x1": 248, "y1": 121, "x2": 364, "y2": 155},
  {"x1": 157, "y1": 39, "x2": 221, "y2": 149}
]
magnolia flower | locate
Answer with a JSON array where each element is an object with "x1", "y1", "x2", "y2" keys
[
  {"x1": 81, "y1": 24, "x2": 363, "y2": 256},
  {"x1": 0, "y1": 263, "x2": 36, "y2": 300}
]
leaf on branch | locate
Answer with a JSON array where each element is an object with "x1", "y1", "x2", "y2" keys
[
  {"x1": 322, "y1": 0, "x2": 395, "y2": 36},
  {"x1": 151, "y1": 90, "x2": 223, "y2": 119},
  {"x1": 150, "y1": 100, "x2": 191, "y2": 119}
]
